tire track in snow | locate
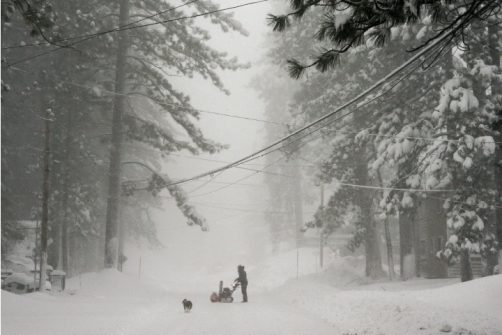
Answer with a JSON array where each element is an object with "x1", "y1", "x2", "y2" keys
[{"x1": 122, "y1": 293, "x2": 339, "y2": 335}]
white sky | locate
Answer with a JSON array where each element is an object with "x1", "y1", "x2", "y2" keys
[{"x1": 129, "y1": 0, "x2": 286, "y2": 277}]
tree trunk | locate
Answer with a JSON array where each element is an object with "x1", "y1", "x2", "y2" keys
[
  {"x1": 104, "y1": 0, "x2": 130, "y2": 269},
  {"x1": 364, "y1": 211, "x2": 384, "y2": 278},
  {"x1": 39, "y1": 107, "x2": 51, "y2": 291},
  {"x1": 384, "y1": 217, "x2": 395, "y2": 280},
  {"x1": 399, "y1": 210, "x2": 417, "y2": 279},
  {"x1": 362, "y1": 197, "x2": 383, "y2": 278},
  {"x1": 355, "y1": 150, "x2": 384, "y2": 278},
  {"x1": 376, "y1": 169, "x2": 395, "y2": 279},
  {"x1": 118, "y1": 209, "x2": 125, "y2": 272},
  {"x1": 488, "y1": 22, "x2": 502, "y2": 274},
  {"x1": 59, "y1": 108, "x2": 72, "y2": 272},
  {"x1": 460, "y1": 248, "x2": 473, "y2": 282},
  {"x1": 444, "y1": 46, "x2": 474, "y2": 280}
]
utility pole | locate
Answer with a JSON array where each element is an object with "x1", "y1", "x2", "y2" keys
[
  {"x1": 320, "y1": 183, "x2": 324, "y2": 269},
  {"x1": 104, "y1": 0, "x2": 130, "y2": 269},
  {"x1": 39, "y1": 107, "x2": 52, "y2": 291}
]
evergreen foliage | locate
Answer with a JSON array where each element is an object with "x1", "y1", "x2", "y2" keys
[
  {"x1": 1, "y1": 0, "x2": 245, "y2": 274},
  {"x1": 269, "y1": 0, "x2": 501, "y2": 77},
  {"x1": 265, "y1": 1, "x2": 501, "y2": 278}
]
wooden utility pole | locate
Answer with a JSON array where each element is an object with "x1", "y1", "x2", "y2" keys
[
  {"x1": 104, "y1": 0, "x2": 130, "y2": 268},
  {"x1": 39, "y1": 108, "x2": 52, "y2": 291}
]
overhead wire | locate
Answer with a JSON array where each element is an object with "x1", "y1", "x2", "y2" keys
[
  {"x1": 147, "y1": 25, "x2": 460, "y2": 189},
  {"x1": 175, "y1": 35, "x2": 498, "y2": 197},
  {"x1": 426, "y1": 194, "x2": 502, "y2": 210},
  {"x1": 3, "y1": 0, "x2": 270, "y2": 67},
  {"x1": 120, "y1": 35, "x2": 458, "y2": 197},
  {"x1": 2, "y1": 0, "x2": 202, "y2": 50},
  {"x1": 7, "y1": 10, "x2": 497, "y2": 198},
  {"x1": 186, "y1": 153, "x2": 290, "y2": 197},
  {"x1": 8, "y1": 66, "x2": 282, "y2": 127},
  {"x1": 9, "y1": 37, "x2": 485, "y2": 199}
]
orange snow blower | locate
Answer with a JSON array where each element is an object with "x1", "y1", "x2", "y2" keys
[{"x1": 210, "y1": 280, "x2": 239, "y2": 303}]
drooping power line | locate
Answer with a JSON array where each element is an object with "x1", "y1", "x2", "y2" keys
[{"x1": 148, "y1": 26, "x2": 460, "y2": 189}]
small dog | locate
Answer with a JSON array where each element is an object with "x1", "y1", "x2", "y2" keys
[{"x1": 182, "y1": 299, "x2": 193, "y2": 313}]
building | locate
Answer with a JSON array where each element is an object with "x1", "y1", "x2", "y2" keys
[{"x1": 401, "y1": 197, "x2": 483, "y2": 279}]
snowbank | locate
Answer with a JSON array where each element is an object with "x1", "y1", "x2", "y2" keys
[
  {"x1": 248, "y1": 247, "x2": 341, "y2": 291},
  {"x1": 273, "y1": 272, "x2": 502, "y2": 335},
  {"x1": 66, "y1": 269, "x2": 167, "y2": 301},
  {"x1": 1, "y1": 269, "x2": 171, "y2": 335},
  {"x1": 3, "y1": 251, "x2": 501, "y2": 335},
  {"x1": 415, "y1": 274, "x2": 502, "y2": 318}
]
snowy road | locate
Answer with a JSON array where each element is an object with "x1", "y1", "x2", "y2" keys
[
  {"x1": 120, "y1": 293, "x2": 338, "y2": 335},
  {"x1": 3, "y1": 264, "x2": 502, "y2": 335}
]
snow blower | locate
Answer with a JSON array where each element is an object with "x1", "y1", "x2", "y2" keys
[{"x1": 210, "y1": 280, "x2": 239, "y2": 303}]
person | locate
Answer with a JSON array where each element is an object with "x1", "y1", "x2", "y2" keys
[{"x1": 234, "y1": 265, "x2": 248, "y2": 302}]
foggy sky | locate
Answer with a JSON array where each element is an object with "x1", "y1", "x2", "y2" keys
[{"x1": 124, "y1": 0, "x2": 281, "y2": 279}]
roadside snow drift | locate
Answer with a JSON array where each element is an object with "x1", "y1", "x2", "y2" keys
[
  {"x1": 1, "y1": 269, "x2": 171, "y2": 335},
  {"x1": 2, "y1": 254, "x2": 501, "y2": 335},
  {"x1": 273, "y1": 271, "x2": 502, "y2": 335}
]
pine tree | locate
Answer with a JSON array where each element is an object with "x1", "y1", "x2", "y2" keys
[
  {"x1": 2, "y1": 0, "x2": 249, "y2": 274},
  {"x1": 269, "y1": 0, "x2": 500, "y2": 77}
]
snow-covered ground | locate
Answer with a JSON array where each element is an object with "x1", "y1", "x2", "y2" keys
[{"x1": 2, "y1": 250, "x2": 502, "y2": 335}]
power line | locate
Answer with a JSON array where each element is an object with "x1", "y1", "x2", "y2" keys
[
  {"x1": 8, "y1": 67, "x2": 282, "y2": 127},
  {"x1": 176, "y1": 108, "x2": 286, "y2": 126},
  {"x1": 2, "y1": 0, "x2": 202, "y2": 50},
  {"x1": 67, "y1": 80, "x2": 286, "y2": 126},
  {"x1": 187, "y1": 152, "x2": 290, "y2": 197},
  {"x1": 8, "y1": 19, "x2": 492, "y2": 198},
  {"x1": 426, "y1": 194, "x2": 502, "y2": 210},
  {"x1": 129, "y1": 177, "x2": 264, "y2": 188},
  {"x1": 8, "y1": 39, "x2": 464, "y2": 199},
  {"x1": 169, "y1": 153, "x2": 310, "y2": 169},
  {"x1": 152, "y1": 26, "x2": 457, "y2": 189},
  {"x1": 3, "y1": 0, "x2": 269, "y2": 67},
  {"x1": 134, "y1": 95, "x2": 285, "y2": 125},
  {"x1": 3, "y1": 0, "x2": 200, "y2": 66},
  {"x1": 189, "y1": 202, "x2": 311, "y2": 215},
  {"x1": 335, "y1": 181, "x2": 453, "y2": 193},
  {"x1": 14, "y1": 51, "x2": 499, "y2": 150},
  {"x1": 184, "y1": 123, "x2": 333, "y2": 197},
  {"x1": 229, "y1": 51, "x2": 427, "y2": 168},
  {"x1": 146, "y1": 33, "x2": 486, "y2": 195},
  {"x1": 129, "y1": 51, "x2": 422, "y2": 197}
]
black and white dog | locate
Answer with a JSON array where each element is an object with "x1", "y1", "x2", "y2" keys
[{"x1": 182, "y1": 299, "x2": 193, "y2": 313}]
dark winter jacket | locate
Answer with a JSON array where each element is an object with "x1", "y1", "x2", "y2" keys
[{"x1": 235, "y1": 266, "x2": 248, "y2": 285}]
